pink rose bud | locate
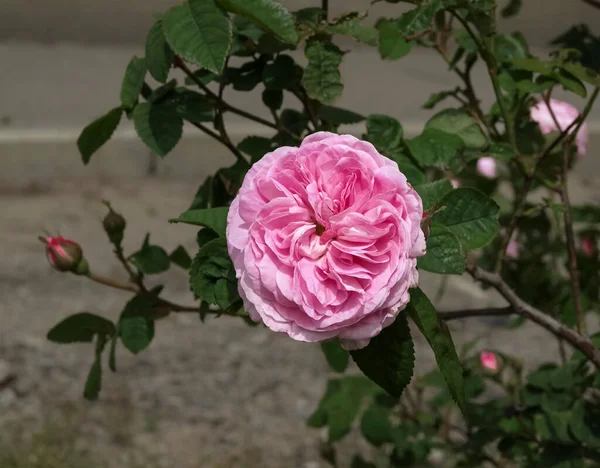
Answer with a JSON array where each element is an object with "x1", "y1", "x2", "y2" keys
[
  {"x1": 506, "y1": 239, "x2": 519, "y2": 259},
  {"x1": 41, "y1": 236, "x2": 84, "y2": 272},
  {"x1": 476, "y1": 157, "x2": 497, "y2": 179},
  {"x1": 530, "y1": 99, "x2": 589, "y2": 157},
  {"x1": 582, "y1": 237, "x2": 595, "y2": 257},
  {"x1": 227, "y1": 132, "x2": 426, "y2": 350},
  {"x1": 450, "y1": 178, "x2": 460, "y2": 189},
  {"x1": 480, "y1": 351, "x2": 498, "y2": 372}
]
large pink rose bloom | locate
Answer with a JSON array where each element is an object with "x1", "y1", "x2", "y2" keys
[
  {"x1": 227, "y1": 132, "x2": 426, "y2": 350},
  {"x1": 530, "y1": 99, "x2": 588, "y2": 157}
]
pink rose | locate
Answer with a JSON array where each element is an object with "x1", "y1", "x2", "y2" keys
[
  {"x1": 506, "y1": 239, "x2": 519, "y2": 259},
  {"x1": 476, "y1": 157, "x2": 497, "y2": 179},
  {"x1": 41, "y1": 236, "x2": 83, "y2": 272},
  {"x1": 480, "y1": 351, "x2": 498, "y2": 371},
  {"x1": 530, "y1": 99, "x2": 589, "y2": 157},
  {"x1": 227, "y1": 132, "x2": 426, "y2": 350}
]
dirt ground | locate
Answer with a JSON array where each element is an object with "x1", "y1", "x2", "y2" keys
[{"x1": 0, "y1": 178, "x2": 598, "y2": 468}]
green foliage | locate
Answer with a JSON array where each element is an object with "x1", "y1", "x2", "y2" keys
[
  {"x1": 119, "y1": 291, "x2": 159, "y2": 355},
  {"x1": 425, "y1": 109, "x2": 487, "y2": 150},
  {"x1": 129, "y1": 234, "x2": 171, "y2": 275},
  {"x1": 406, "y1": 128, "x2": 464, "y2": 167},
  {"x1": 303, "y1": 39, "x2": 344, "y2": 105},
  {"x1": 163, "y1": 2, "x2": 232, "y2": 73},
  {"x1": 133, "y1": 101, "x2": 183, "y2": 156},
  {"x1": 47, "y1": 313, "x2": 116, "y2": 344},
  {"x1": 120, "y1": 56, "x2": 147, "y2": 109},
  {"x1": 169, "y1": 245, "x2": 193, "y2": 269},
  {"x1": 320, "y1": 340, "x2": 349, "y2": 373},
  {"x1": 77, "y1": 107, "x2": 123, "y2": 164},
  {"x1": 364, "y1": 114, "x2": 403, "y2": 153},
  {"x1": 378, "y1": 20, "x2": 412, "y2": 61},
  {"x1": 145, "y1": 21, "x2": 174, "y2": 83},
  {"x1": 418, "y1": 225, "x2": 466, "y2": 274},
  {"x1": 407, "y1": 289, "x2": 466, "y2": 413},
  {"x1": 170, "y1": 206, "x2": 229, "y2": 236},
  {"x1": 351, "y1": 313, "x2": 415, "y2": 398},
  {"x1": 416, "y1": 180, "x2": 453, "y2": 211}
]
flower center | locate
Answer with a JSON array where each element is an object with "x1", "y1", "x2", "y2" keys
[{"x1": 315, "y1": 223, "x2": 326, "y2": 236}]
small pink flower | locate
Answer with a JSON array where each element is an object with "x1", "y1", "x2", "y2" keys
[
  {"x1": 530, "y1": 99, "x2": 589, "y2": 157},
  {"x1": 42, "y1": 236, "x2": 83, "y2": 272},
  {"x1": 506, "y1": 239, "x2": 519, "y2": 259},
  {"x1": 476, "y1": 157, "x2": 497, "y2": 179},
  {"x1": 450, "y1": 178, "x2": 460, "y2": 189},
  {"x1": 582, "y1": 237, "x2": 595, "y2": 257},
  {"x1": 227, "y1": 132, "x2": 426, "y2": 350},
  {"x1": 480, "y1": 351, "x2": 498, "y2": 371}
]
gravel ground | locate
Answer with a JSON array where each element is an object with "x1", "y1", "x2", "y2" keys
[{"x1": 1, "y1": 178, "x2": 598, "y2": 468}]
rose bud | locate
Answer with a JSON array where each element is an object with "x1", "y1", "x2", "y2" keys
[
  {"x1": 480, "y1": 351, "x2": 499, "y2": 372},
  {"x1": 506, "y1": 239, "x2": 519, "y2": 259},
  {"x1": 582, "y1": 237, "x2": 595, "y2": 257},
  {"x1": 476, "y1": 157, "x2": 497, "y2": 179},
  {"x1": 227, "y1": 132, "x2": 426, "y2": 350},
  {"x1": 102, "y1": 202, "x2": 126, "y2": 246},
  {"x1": 530, "y1": 99, "x2": 589, "y2": 157},
  {"x1": 41, "y1": 236, "x2": 85, "y2": 273},
  {"x1": 450, "y1": 178, "x2": 461, "y2": 189}
]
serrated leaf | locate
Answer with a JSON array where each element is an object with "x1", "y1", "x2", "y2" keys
[
  {"x1": 145, "y1": 21, "x2": 174, "y2": 83},
  {"x1": 84, "y1": 358, "x2": 102, "y2": 400},
  {"x1": 119, "y1": 293, "x2": 157, "y2": 355},
  {"x1": 262, "y1": 55, "x2": 302, "y2": 90},
  {"x1": 570, "y1": 401, "x2": 600, "y2": 447},
  {"x1": 108, "y1": 334, "x2": 117, "y2": 372},
  {"x1": 320, "y1": 340, "x2": 349, "y2": 373},
  {"x1": 351, "y1": 313, "x2": 414, "y2": 399},
  {"x1": 378, "y1": 20, "x2": 412, "y2": 61},
  {"x1": 175, "y1": 89, "x2": 213, "y2": 122},
  {"x1": 396, "y1": 0, "x2": 443, "y2": 36},
  {"x1": 163, "y1": 2, "x2": 232, "y2": 74},
  {"x1": 365, "y1": 114, "x2": 403, "y2": 152},
  {"x1": 418, "y1": 225, "x2": 466, "y2": 274},
  {"x1": 426, "y1": 109, "x2": 487, "y2": 150},
  {"x1": 407, "y1": 288, "x2": 466, "y2": 413},
  {"x1": 556, "y1": 68, "x2": 587, "y2": 98},
  {"x1": 169, "y1": 245, "x2": 192, "y2": 269},
  {"x1": 77, "y1": 107, "x2": 123, "y2": 164},
  {"x1": 326, "y1": 18, "x2": 378, "y2": 46},
  {"x1": 318, "y1": 106, "x2": 365, "y2": 125},
  {"x1": 47, "y1": 313, "x2": 116, "y2": 344},
  {"x1": 170, "y1": 206, "x2": 229, "y2": 236},
  {"x1": 216, "y1": 0, "x2": 298, "y2": 44},
  {"x1": 130, "y1": 234, "x2": 171, "y2": 275},
  {"x1": 432, "y1": 188, "x2": 500, "y2": 249},
  {"x1": 133, "y1": 101, "x2": 183, "y2": 157},
  {"x1": 303, "y1": 40, "x2": 344, "y2": 105},
  {"x1": 120, "y1": 56, "x2": 147, "y2": 109},
  {"x1": 360, "y1": 402, "x2": 394, "y2": 446},
  {"x1": 262, "y1": 89, "x2": 283, "y2": 110},
  {"x1": 189, "y1": 238, "x2": 239, "y2": 309},
  {"x1": 307, "y1": 376, "x2": 379, "y2": 442},
  {"x1": 405, "y1": 128, "x2": 464, "y2": 167},
  {"x1": 238, "y1": 136, "x2": 274, "y2": 164},
  {"x1": 415, "y1": 180, "x2": 453, "y2": 211}
]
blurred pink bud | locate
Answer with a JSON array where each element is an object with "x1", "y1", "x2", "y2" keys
[
  {"x1": 480, "y1": 351, "x2": 498, "y2": 371},
  {"x1": 42, "y1": 236, "x2": 83, "y2": 272},
  {"x1": 582, "y1": 237, "x2": 595, "y2": 257},
  {"x1": 476, "y1": 157, "x2": 497, "y2": 179},
  {"x1": 450, "y1": 178, "x2": 460, "y2": 188},
  {"x1": 506, "y1": 239, "x2": 519, "y2": 259},
  {"x1": 530, "y1": 99, "x2": 589, "y2": 157}
]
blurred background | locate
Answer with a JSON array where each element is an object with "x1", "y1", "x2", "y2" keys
[{"x1": 1, "y1": 1, "x2": 600, "y2": 467}]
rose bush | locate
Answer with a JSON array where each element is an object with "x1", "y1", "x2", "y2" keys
[
  {"x1": 41, "y1": 0, "x2": 600, "y2": 466},
  {"x1": 227, "y1": 132, "x2": 425, "y2": 349}
]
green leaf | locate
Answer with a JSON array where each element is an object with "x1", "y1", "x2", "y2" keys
[
  {"x1": 351, "y1": 313, "x2": 414, "y2": 399},
  {"x1": 395, "y1": 0, "x2": 443, "y2": 36},
  {"x1": 163, "y1": 2, "x2": 232, "y2": 74},
  {"x1": 120, "y1": 56, "x2": 147, "y2": 109},
  {"x1": 405, "y1": 128, "x2": 464, "y2": 167},
  {"x1": 378, "y1": 20, "x2": 412, "y2": 61},
  {"x1": 262, "y1": 55, "x2": 302, "y2": 90},
  {"x1": 570, "y1": 401, "x2": 600, "y2": 447},
  {"x1": 307, "y1": 376, "x2": 378, "y2": 442},
  {"x1": 501, "y1": 0, "x2": 522, "y2": 18},
  {"x1": 415, "y1": 180, "x2": 453, "y2": 211},
  {"x1": 562, "y1": 62, "x2": 600, "y2": 87},
  {"x1": 47, "y1": 313, "x2": 116, "y2": 344},
  {"x1": 365, "y1": 114, "x2": 403, "y2": 152},
  {"x1": 84, "y1": 357, "x2": 102, "y2": 400},
  {"x1": 326, "y1": 17, "x2": 378, "y2": 46},
  {"x1": 169, "y1": 245, "x2": 193, "y2": 269},
  {"x1": 426, "y1": 109, "x2": 487, "y2": 150},
  {"x1": 320, "y1": 340, "x2": 349, "y2": 373},
  {"x1": 130, "y1": 234, "x2": 171, "y2": 275},
  {"x1": 238, "y1": 136, "x2": 274, "y2": 164},
  {"x1": 392, "y1": 156, "x2": 426, "y2": 185},
  {"x1": 432, "y1": 188, "x2": 500, "y2": 250},
  {"x1": 262, "y1": 89, "x2": 283, "y2": 110},
  {"x1": 535, "y1": 411, "x2": 573, "y2": 443},
  {"x1": 133, "y1": 101, "x2": 183, "y2": 156},
  {"x1": 303, "y1": 40, "x2": 344, "y2": 105},
  {"x1": 175, "y1": 89, "x2": 213, "y2": 122},
  {"x1": 145, "y1": 21, "x2": 174, "y2": 83},
  {"x1": 189, "y1": 238, "x2": 239, "y2": 309},
  {"x1": 119, "y1": 293, "x2": 157, "y2": 355},
  {"x1": 418, "y1": 225, "x2": 466, "y2": 275},
  {"x1": 423, "y1": 90, "x2": 455, "y2": 109},
  {"x1": 78, "y1": 107, "x2": 123, "y2": 165},
  {"x1": 170, "y1": 206, "x2": 229, "y2": 236},
  {"x1": 318, "y1": 106, "x2": 365, "y2": 125},
  {"x1": 360, "y1": 402, "x2": 394, "y2": 446},
  {"x1": 556, "y1": 68, "x2": 587, "y2": 98},
  {"x1": 108, "y1": 334, "x2": 118, "y2": 372},
  {"x1": 407, "y1": 288, "x2": 466, "y2": 413},
  {"x1": 511, "y1": 57, "x2": 553, "y2": 75},
  {"x1": 216, "y1": 0, "x2": 298, "y2": 44}
]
